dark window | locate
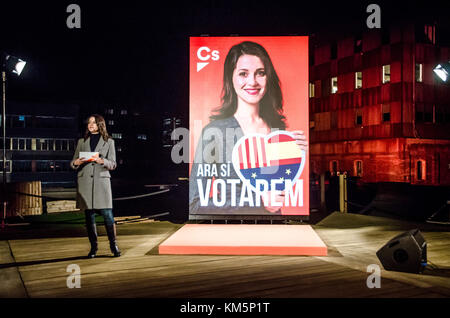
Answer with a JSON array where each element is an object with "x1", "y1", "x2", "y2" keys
[
  {"x1": 435, "y1": 110, "x2": 444, "y2": 123},
  {"x1": 12, "y1": 139, "x2": 18, "y2": 150},
  {"x1": 355, "y1": 160, "x2": 363, "y2": 177},
  {"x1": 18, "y1": 139, "x2": 25, "y2": 150},
  {"x1": 417, "y1": 161, "x2": 423, "y2": 180},
  {"x1": 55, "y1": 140, "x2": 62, "y2": 151},
  {"x1": 382, "y1": 28, "x2": 390, "y2": 44},
  {"x1": 33, "y1": 160, "x2": 71, "y2": 172},
  {"x1": 423, "y1": 24, "x2": 436, "y2": 44},
  {"x1": 331, "y1": 42, "x2": 337, "y2": 59},
  {"x1": 48, "y1": 139, "x2": 55, "y2": 151},
  {"x1": 0, "y1": 138, "x2": 10, "y2": 150},
  {"x1": 12, "y1": 160, "x2": 32, "y2": 172},
  {"x1": 383, "y1": 112, "x2": 391, "y2": 122},
  {"x1": 12, "y1": 115, "x2": 26, "y2": 128},
  {"x1": 356, "y1": 115, "x2": 362, "y2": 126},
  {"x1": 331, "y1": 161, "x2": 338, "y2": 174},
  {"x1": 354, "y1": 36, "x2": 362, "y2": 53},
  {"x1": 331, "y1": 112, "x2": 338, "y2": 129},
  {"x1": 51, "y1": 161, "x2": 62, "y2": 172},
  {"x1": 36, "y1": 160, "x2": 51, "y2": 172},
  {"x1": 0, "y1": 160, "x2": 11, "y2": 172},
  {"x1": 69, "y1": 140, "x2": 76, "y2": 151},
  {"x1": 416, "y1": 111, "x2": 424, "y2": 122}
]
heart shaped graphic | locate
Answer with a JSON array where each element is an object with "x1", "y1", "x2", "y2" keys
[{"x1": 231, "y1": 130, "x2": 306, "y2": 193}]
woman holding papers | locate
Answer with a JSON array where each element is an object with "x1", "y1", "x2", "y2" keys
[{"x1": 71, "y1": 114, "x2": 120, "y2": 258}]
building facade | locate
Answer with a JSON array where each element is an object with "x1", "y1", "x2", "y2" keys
[
  {"x1": 309, "y1": 23, "x2": 450, "y2": 186},
  {"x1": 0, "y1": 101, "x2": 79, "y2": 187},
  {"x1": 97, "y1": 105, "x2": 158, "y2": 181}
]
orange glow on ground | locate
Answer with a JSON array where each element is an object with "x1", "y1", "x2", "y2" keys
[{"x1": 159, "y1": 224, "x2": 327, "y2": 256}]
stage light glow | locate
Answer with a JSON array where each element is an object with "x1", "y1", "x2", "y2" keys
[
  {"x1": 433, "y1": 63, "x2": 449, "y2": 82},
  {"x1": 13, "y1": 59, "x2": 26, "y2": 75},
  {"x1": 3, "y1": 54, "x2": 27, "y2": 76}
]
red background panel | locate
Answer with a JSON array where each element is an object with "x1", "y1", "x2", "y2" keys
[{"x1": 189, "y1": 36, "x2": 309, "y2": 216}]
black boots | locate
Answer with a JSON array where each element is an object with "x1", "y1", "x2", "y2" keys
[
  {"x1": 105, "y1": 222, "x2": 121, "y2": 257},
  {"x1": 110, "y1": 243, "x2": 121, "y2": 257},
  {"x1": 86, "y1": 220, "x2": 98, "y2": 259},
  {"x1": 87, "y1": 244, "x2": 98, "y2": 259},
  {"x1": 86, "y1": 219, "x2": 121, "y2": 258}
]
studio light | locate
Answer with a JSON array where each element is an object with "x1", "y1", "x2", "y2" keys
[
  {"x1": 433, "y1": 62, "x2": 450, "y2": 82},
  {"x1": 3, "y1": 54, "x2": 27, "y2": 76}
]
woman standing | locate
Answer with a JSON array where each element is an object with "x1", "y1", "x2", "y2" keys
[{"x1": 71, "y1": 114, "x2": 121, "y2": 258}]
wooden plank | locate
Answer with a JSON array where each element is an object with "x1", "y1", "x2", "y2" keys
[
  {"x1": 9, "y1": 182, "x2": 43, "y2": 216},
  {"x1": 38, "y1": 182, "x2": 42, "y2": 215},
  {"x1": 33, "y1": 182, "x2": 38, "y2": 215},
  {"x1": 46, "y1": 200, "x2": 78, "y2": 213},
  {"x1": 27, "y1": 182, "x2": 31, "y2": 212}
]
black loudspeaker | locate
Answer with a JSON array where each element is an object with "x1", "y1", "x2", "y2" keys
[{"x1": 376, "y1": 229, "x2": 427, "y2": 273}]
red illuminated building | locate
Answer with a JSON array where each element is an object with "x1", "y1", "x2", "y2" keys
[{"x1": 309, "y1": 23, "x2": 450, "y2": 186}]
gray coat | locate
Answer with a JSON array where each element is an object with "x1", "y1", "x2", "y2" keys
[{"x1": 70, "y1": 136, "x2": 117, "y2": 211}]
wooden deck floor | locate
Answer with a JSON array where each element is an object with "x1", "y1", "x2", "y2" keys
[{"x1": 1, "y1": 212, "x2": 449, "y2": 298}]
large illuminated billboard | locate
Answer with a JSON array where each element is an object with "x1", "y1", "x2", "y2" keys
[{"x1": 189, "y1": 36, "x2": 309, "y2": 219}]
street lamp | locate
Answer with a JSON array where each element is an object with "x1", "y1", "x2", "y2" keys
[{"x1": 1, "y1": 53, "x2": 27, "y2": 229}]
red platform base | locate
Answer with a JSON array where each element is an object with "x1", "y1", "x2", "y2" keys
[{"x1": 158, "y1": 224, "x2": 327, "y2": 256}]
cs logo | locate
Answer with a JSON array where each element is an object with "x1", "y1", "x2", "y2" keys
[{"x1": 197, "y1": 47, "x2": 219, "y2": 72}]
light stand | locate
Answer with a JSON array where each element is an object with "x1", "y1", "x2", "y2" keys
[
  {"x1": 1, "y1": 54, "x2": 27, "y2": 230},
  {"x1": 1, "y1": 71, "x2": 5, "y2": 229},
  {"x1": 2, "y1": 70, "x2": 5, "y2": 185}
]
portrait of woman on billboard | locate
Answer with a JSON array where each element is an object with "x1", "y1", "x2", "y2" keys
[{"x1": 189, "y1": 40, "x2": 308, "y2": 216}]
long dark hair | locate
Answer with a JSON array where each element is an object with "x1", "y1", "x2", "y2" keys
[
  {"x1": 84, "y1": 114, "x2": 111, "y2": 141},
  {"x1": 210, "y1": 41, "x2": 286, "y2": 129}
]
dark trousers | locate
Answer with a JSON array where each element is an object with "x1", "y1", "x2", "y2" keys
[
  {"x1": 85, "y1": 209, "x2": 118, "y2": 249},
  {"x1": 85, "y1": 209, "x2": 115, "y2": 228}
]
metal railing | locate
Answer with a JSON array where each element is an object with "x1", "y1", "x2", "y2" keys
[{"x1": 0, "y1": 183, "x2": 176, "y2": 228}]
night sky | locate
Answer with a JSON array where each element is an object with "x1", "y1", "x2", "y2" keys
[{"x1": 1, "y1": 0, "x2": 450, "y2": 120}]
